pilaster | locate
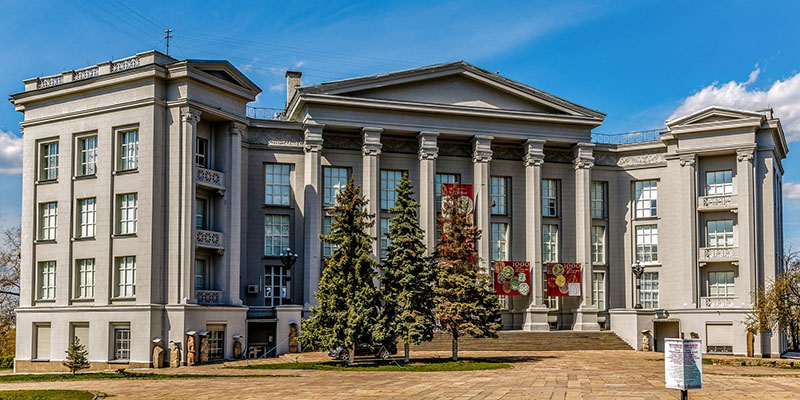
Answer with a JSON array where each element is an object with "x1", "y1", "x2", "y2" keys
[
  {"x1": 572, "y1": 142, "x2": 600, "y2": 331},
  {"x1": 522, "y1": 139, "x2": 549, "y2": 331},
  {"x1": 362, "y1": 127, "x2": 383, "y2": 259},
  {"x1": 228, "y1": 122, "x2": 245, "y2": 305},
  {"x1": 418, "y1": 131, "x2": 439, "y2": 255},
  {"x1": 472, "y1": 135, "x2": 493, "y2": 273},
  {"x1": 180, "y1": 108, "x2": 201, "y2": 304},
  {"x1": 736, "y1": 148, "x2": 757, "y2": 303},
  {"x1": 303, "y1": 122, "x2": 324, "y2": 307},
  {"x1": 679, "y1": 153, "x2": 698, "y2": 307}
]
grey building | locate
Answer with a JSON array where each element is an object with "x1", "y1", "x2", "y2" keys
[{"x1": 9, "y1": 51, "x2": 787, "y2": 371}]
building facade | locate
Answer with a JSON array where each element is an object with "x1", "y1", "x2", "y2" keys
[{"x1": 10, "y1": 51, "x2": 787, "y2": 371}]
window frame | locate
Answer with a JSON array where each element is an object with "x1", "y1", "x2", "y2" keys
[
  {"x1": 640, "y1": 271, "x2": 659, "y2": 309},
  {"x1": 112, "y1": 325, "x2": 131, "y2": 361},
  {"x1": 76, "y1": 198, "x2": 96, "y2": 239},
  {"x1": 207, "y1": 326, "x2": 225, "y2": 360},
  {"x1": 591, "y1": 181, "x2": 606, "y2": 219},
  {"x1": 434, "y1": 173, "x2": 459, "y2": 213},
  {"x1": 117, "y1": 128, "x2": 139, "y2": 172},
  {"x1": 37, "y1": 261, "x2": 56, "y2": 300},
  {"x1": 542, "y1": 224, "x2": 559, "y2": 263},
  {"x1": 116, "y1": 193, "x2": 138, "y2": 235},
  {"x1": 75, "y1": 258, "x2": 95, "y2": 299},
  {"x1": 265, "y1": 265, "x2": 291, "y2": 306},
  {"x1": 591, "y1": 225, "x2": 606, "y2": 265},
  {"x1": 706, "y1": 219, "x2": 734, "y2": 248},
  {"x1": 490, "y1": 222, "x2": 508, "y2": 261},
  {"x1": 264, "y1": 163, "x2": 292, "y2": 206},
  {"x1": 195, "y1": 137, "x2": 208, "y2": 168},
  {"x1": 490, "y1": 176, "x2": 509, "y2": 216},
  {"x1": 708, "y1": 270, "x2": 735, "y2": 297},
  {"x1": 705, "y1": 170, "x2": 733, "y2": 196},
  {"x1": 39, "y1": 202, "x2": 58, "y2": 241},
  {"x1": 634, "y1": 180, "x2": 658, "y2": 219},
  {"x1": 592, "y1": 271, "x2": 606, "y2": 310},
  {"x1": 323, "y1": 166, "x2": 349, "y2": 208},
  {"x1": 114, "y1": 256, "x2": 136, "y2": 298},
  {"x1": 380, "y1": 169, "x2": 405, "y2": 211},
  {"x1": 635, "y1": 224, "x2": 659, "y2": 264},
  {"x1": 380, "y1": 217, "x2": 392, "y2": 260},
  {"x1": 194, "y1": 258, "x2": 208, "y2": 291},
  {"x1": 322, "y1": 215, "x2": 336, "y2": 258},
  {"x1": 195, "y1": 197, "x2": 208, "y2": 230},
  {"x1": 541, "y1": 179, "x2": 559, "y2": 217},
  {"x1": 39, "y1": 140, "x2": 59, "y2": 182},
  {"x1": 76, "y1": 135, "x2": 97, "y2": 177},
  {"x1": 264, "y1": 214, "x2": 290, "y2": 257}
]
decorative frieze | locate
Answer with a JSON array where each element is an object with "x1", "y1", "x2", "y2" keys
[
  {"x1": 616, "y1": 152, "x2": 666, "y2": 167},
  {"x1": 382, "y1": 137, "x2": 417, "y2": 155},
  {"x1": 323, "y1": 133, "x2": 360, "y2": 151},
  {"x1": 438, "y1": 140, "x2": 471, "y2": 157},
  {"x1": 544, "y1": 149, "x2": 573, "y2": 164},
  {"x1": 491, "y1": 144, "x2": 523, "y2": 161}
]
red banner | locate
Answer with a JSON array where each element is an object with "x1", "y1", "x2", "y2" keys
[
  {"x1": 493, "y1": 261, "x2": 531, "y2": 296},
  {"x1": 441, "y1": 183, "x2": 474, "y2": 215},
  {"x1": 546, "y1": 263, "x2": 582, "y2": 297}
]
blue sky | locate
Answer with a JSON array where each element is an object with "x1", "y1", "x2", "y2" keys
[{"x1": 2, "y1": 0, "x2": 800, "y2": 245}]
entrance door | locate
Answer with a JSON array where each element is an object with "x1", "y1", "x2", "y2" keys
[
  {"x1": 654, "y1": 321, "x2": 680, "y2": 352},
  {"x1": 247, "y1": 321, "x2": 277, "y2": 358}
]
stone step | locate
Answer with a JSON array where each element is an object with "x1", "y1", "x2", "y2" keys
[{"x1": 410, "y1": 331, "x2": 632, "y2": 351}]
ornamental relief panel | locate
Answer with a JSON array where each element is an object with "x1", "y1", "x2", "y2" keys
[
  {"x1": 382, "y1": 137, "x2": 418, "y2": 154},
  {"x1": 491, "y1": 144, "x2": 523, "y2": 161},
  {"x1": 616, "y1": 152, "x2": 666, "y2": 167},
  {"x1": 322, "y1": 133, "x2": 361, "y2": 150},
  {"x1": 543, "y1": 149, "x2": 573, "y2": 164},
  {"x1": 244, "y1": 130, "x2": 304, "y2": 148},
  {"x1": 438, "y1": 141, "x2": 472, "y2": 157},
  {"x1": 593, "y1": 152, "x2": 618, "y2": 167}
]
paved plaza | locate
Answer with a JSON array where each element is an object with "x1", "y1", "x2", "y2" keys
[{"x1": 3, "y1": 350, "x2": 800, "y2": 399}]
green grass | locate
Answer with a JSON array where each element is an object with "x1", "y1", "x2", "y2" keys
[
  {"x1": 234, "y1": 359, "x2": 510, "y2": 372},
  {"x1": 702, "y1": 358, "x2": 714, "y2": 365},
  {"x1": 0, "y1": 371, "x2": 291, "y2": 383},
  {"x1": 0, "y1": 390, "x2": 95, "y2": 400}
]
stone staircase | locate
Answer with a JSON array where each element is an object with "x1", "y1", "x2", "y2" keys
[{"x1": 410, "y1": 330, "x2": 633, "y2": 352}]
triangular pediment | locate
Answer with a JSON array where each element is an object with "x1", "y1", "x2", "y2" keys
[
  {"x1": 297, "y1": 62, "x2": 604, "y2": 119},
  {"x1": 667, "y1": 106, "x2": 764, "y2": 128},
  {"x1": 186, "y1": 60, "x2": 262, "y2": 95}
]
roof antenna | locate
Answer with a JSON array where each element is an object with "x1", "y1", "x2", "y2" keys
[
  {"x1": 165, "y1": 29, "x2": 173, "y2": 56},
  {"x1": 495, "y1": 70, "x2": 500, "y2": 74}
]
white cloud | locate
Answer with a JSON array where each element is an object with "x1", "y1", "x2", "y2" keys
[
  {"x1": 0, "y1": 131, "x2": 22, "y2": 175},
  {"x1": 670, "y1": 67, "x2": 800, "y2": 142},
  {"x1": 784, "y1": 182, "x2": 800, "y2": 200},
  {"x1": 269, "y1": 83, "x2": 284, "y2": 92}
]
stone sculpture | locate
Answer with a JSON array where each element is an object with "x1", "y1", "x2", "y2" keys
[
  {"x1": 152, "y1": 345, "x2": 164, "y2": 368},
  {"x1": 169, "y1": 342, "x2": 181, "y2": 368},
  {"x1": 233, "y1": 339, "x2": 243, "y2": 359},
  {"x1": 641, "y1": 330, "x2": 651, "y2": 352},
  {"x1": 187, "y1": 336, "x2": 196, "y2": 366},
  {"x1": 288, "y1": 324, "x2": 299, "y2": 353},
  {"x1": 199, "y1": 335, "x2": 209, "y2": 364}
]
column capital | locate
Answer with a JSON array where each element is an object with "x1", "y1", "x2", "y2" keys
[
  {"x1": 737, "y1": 147, "x2": 755, "y2": 162},
  {"x1": 523, "y1": 139, "x2": 545, "y2": 167},
  {"x1": 418, "y1": 131, "x2": 439, "y2": 161},
  {"x1": 573, "y1": 142, "x2": 594, "y2": 170},
  {"x1": 180, "y1": 108, "x2": 201, "y2": 123},
  {"x1": 228, "y1": 121, "x2": 247, "y2": 136},
  {"x1": 362, "y1": 127, "x2": 383, "y2": 157},
  {"x1": 472, "y1": 135, "x2": 493, "y2": 163},
  {"x1": 303, "y1": 122, "x2": 324, "y2": 153},
  {"x1": 679, "y1": 153, "x2": 697, "y2": 167}
]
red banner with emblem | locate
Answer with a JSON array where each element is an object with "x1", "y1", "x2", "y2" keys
[
  {"x1": 546, "y1": 263, "x2": 582, "y2": 297},
  {"x1": 493, "y1": 261, "x2": 531, "y2": 296},
  {"x1": 441, "y1": 183, "x2": 473, "y2": 214}
]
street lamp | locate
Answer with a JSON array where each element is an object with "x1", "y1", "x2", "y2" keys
[
  {"x1": 631, "y1": 261, "x2": 645, "y2": 309},
  {"x1": 280, "y1": 248, "x2": 298, "y2": 269}
]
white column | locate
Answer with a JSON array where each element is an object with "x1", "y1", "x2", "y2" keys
[
  {"x1": 362, "y1": 127, "x2": 383, "y2": 258},
  {"x1": 572, "y1": 142, "x2": 600, "y2": 331},
  {"x1": 418, "y1": 131, "x2": 439, "y2": 255},
  {"x1": 679, "y1": 154, "x2": 698, "y2": 307},
  {"x1": 303, "y1": 123, "x2": 324, "y2": 307},
  {"x1": 472, "y1": 135, "x2": 493, "y2": 272},
  {"x1": 522, "y1": 139, "x2": 549, "y2": 331},
  {"x1": 180, "y1": 108, "x2": 200, "y2": 304},
  {"x1": 228, "y1": 122, "x2": 245, "y2": 306}
]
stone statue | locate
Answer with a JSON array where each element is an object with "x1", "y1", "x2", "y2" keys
[
  {"x1": 187, "y1": 336, "x2": 197, "y2": 366},
  {"x1": 641, "y1": 330, "x2": 651, "y2": 352},
  {"x1": 199, "y1": 335, "x2": 209, "y2": 364},
  {"x1": 288, "y1": 324, "x2": 299, "y2": 353},
  {"x1": 233, "y1": 339, "x2": 243, "y2": 359},
  {"x1": 169, "y1": 342, "x2": 181, "y2": 368},
  {"x1": 152, "y1": 345, "x2": 164, "y2": 368}
]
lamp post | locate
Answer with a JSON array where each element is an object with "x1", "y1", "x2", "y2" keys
[
  {"x1": 632, "y1": 262, "x2": 645, "y2": 309},
  {"x1": 280, "y1": 247, "x2": 298, "y2": 269}
]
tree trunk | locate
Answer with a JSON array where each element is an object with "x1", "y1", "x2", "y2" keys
[
  {"x1": 348, "y1": 344, "x2": 355, "y2": 365},
  {"x1": 404, "y1": 341, "x2": 410, "y2": 363},
  {"x1": 451, "y1": 330, "x2": 459, "y2": 361}
]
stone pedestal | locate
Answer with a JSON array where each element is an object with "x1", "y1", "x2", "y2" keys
[
  {"x1": 522, "y1": 306, "x2": 550, "y2": 331},
  {"x1": 276, "y1": 305, "x2": 304, "y2": 356}
]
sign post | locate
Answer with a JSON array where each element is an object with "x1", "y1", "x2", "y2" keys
[{"x1": 664, "y1": 338, "x2": 702, "y2": 399}]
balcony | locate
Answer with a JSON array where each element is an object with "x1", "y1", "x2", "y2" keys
[
  {"x1": 698, "y1": 194, "x2": 737, "y2": 212},
  {"x1": 196, "y1": 229, "x2": 224, "y2": 252},
  {"x1": 196, "y1": 167, "x2": 225, "y2": 193},
  {"x1": 699, "y1": 246, "x2": 738, "y2": 264},
  {"x1": 700, "y1": 296, "x2": 738, "y2": 309},
  {"x1": 196, "y1": 290, "x2": 224, "y2": 305}
]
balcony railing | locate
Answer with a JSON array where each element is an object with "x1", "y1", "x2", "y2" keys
[
  {"x1": 246, "y1": 106, "x2": 283, "y2": 120},
  {"x1": 591, "y1": 129, "x2": 665, "y2": 145},
  {"x1": 698, "y1": 194, "x2": 737, "y2": 211},
  {"x1": 196, "y1": 167, "x2": 225, "y2": 191},
  {"x1": 196, "y1": 290, "x2": 224, "y2": 305},
  {"x1": 701, "y1": 296, "x2": 738, "y2": 309},
  {"x1": 196, "y1": 229, "x2": 224, "y2": 250},
  {"x1": 699, "y1": 246, "x2": 738, "y2": 263}
]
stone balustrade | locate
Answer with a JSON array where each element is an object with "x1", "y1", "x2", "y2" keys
[
  {"x1": 196, "y1": 167, "x2": 225, "y2": 191},
  {"x1": 196, "y1": 290, "x2": 224, "y2": 305},
  {"x1": 73, "y1": 66, "x2": 99, "y2": 81},
  {"x1": 701, "y1": 296, "x2": 737, "y2": 309},
  {"x1": 698, "y1": 194, "x2": 737, "y2": 211},
  {"x1": 196, "y1": 229, "x2": 224, "y2": 250},
  {"x1": 699, "y1": 246, "x2": 738, "y2": 263}
]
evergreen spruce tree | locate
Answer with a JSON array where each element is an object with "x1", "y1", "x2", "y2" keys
[
  {"x1": 300, "y1": 178, "x2": 380, "y2": 364},
  {"x1": 63, "y1": 337, "x2": 90, "y2": 375},
  {"x1": 434, "y1": 187, "x2": 501, "y2": 361},
  {"x1": 378, "y1": 173, "x2": 436, "y2": 363}
]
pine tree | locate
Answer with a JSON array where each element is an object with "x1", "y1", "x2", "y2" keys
[
  {"x1": 63, "y1": 337, "x2": 90, "y2": 375},
  {"x1": 300, "y1": 178, "x2": 380, "y2": 364},
  {"x1": 434, "y1": 186, "x2": 501, "y2": 361},
  {"x1": 378, "y1": 173, "x2": 436, "y2": 363}
]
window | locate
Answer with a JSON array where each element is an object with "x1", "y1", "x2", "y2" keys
[
  {"x1": 380, "y1": 170, "x2": 404, "y2": 210},
  {"x1": 76, "y1": 259, "x2": 94, "y2": 299},
  {"x1": 706, "y1": 170, "x2": 733, "y2": 196},
  {"x1": 380, "y1": 218, "x2": 392, "y2": 259},
  {"x1": 34, "y1": 324, "x2": 51, "y2": 360},
  {"x1": 592, "y1": 271, "x2": 606, "y2": 310},
  {"x1": 115, "y1": 256, "x2": 136, "y2": 298},
  {"x1": 118, "y1": 129, "x2": 139, "y2": 171},
  {"x1": 591, "y1": 226, "x2": 605, "y2": 264},
  {"x1": 640, "y1": 272, "x2": 659, "y2": 309},
  {"x1": 113, "y1": 326, "x2": 131, "y2": 360},
  {"x1": 71, "y1": 323, "x2": 89, "y2": 348},
  {"x1": 264, "y1": 215, "x2": 290, "y2": 256},
  {"x1": 265, "y1": 265, "x2": 291, "y2": 306},
  {"x1": 77, "y1": 198, "x2": 96, "y2": 238},
  {"x1": 194, "y1": 259, "x2": 206, "y2": 290},
  {"x1": 265, "y1": 164, "x2": 291, "y2": 206},
  {"x1": 196, "y1": 137, "x2": 208, "y2": 168},
  {"x1": 323, "y1": 216, "x2": 335, "y2": 257},
  {"x1": 490, "y1": 177, "x2": 508, "y2": 215},
  {"x1": 195, "y1": 198, "x2": 207, "y2": 230},
  {"x1": 323, "y1": 167, "x2": 348, "y2": 207},
  {"x1": 545, "y1": 293, "x2": 558, "y2": 310},
  {"x1": 634, "y1": 180, "x2": 658, "y2": 218},
  {"x1": 591, "y1": 181, "x2": 605, "y2": 219},
  {"x1": 707, "y1": 220, "x2": 734, "y2": 248},
  {"x1": 117, "y1": 193, "x2": 138, "y2": 235},
  {"x1": 37, "y1": 261, "x2": 56, "y2": 300},
  {"x1": 706, "y1": 323, "x2": 733, "y2": 354},
  {"x1": 491, "y1": 222, "x2": 508, "y2": 261},
  {"x1": 542, "y1": 179, "x2": 558, "y2": 217},
  {"x1": 709, "y1": 271, "x2": 735, "y2": 297},
  {"x1": 635, "y1": 225, "x2": 658, "y2": 263},
  {"x1": 40, "y1": 141, "x2": 59, "y2": 181},
  {"x1": 207, "y1": 326, "x2": 225, "y2": 360},
  {"x1": 39, "y1": 202, "x2": 57, "y2": 240},
  {"x1": 542, "y1": 224, "x2": 558, "y2": 262},
  {"x1": 78, "y1": 136, "x2": 97, "y2": 176},
  {"x1": 435, "y1": 173, "x2": 458, "y2": 212}
]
